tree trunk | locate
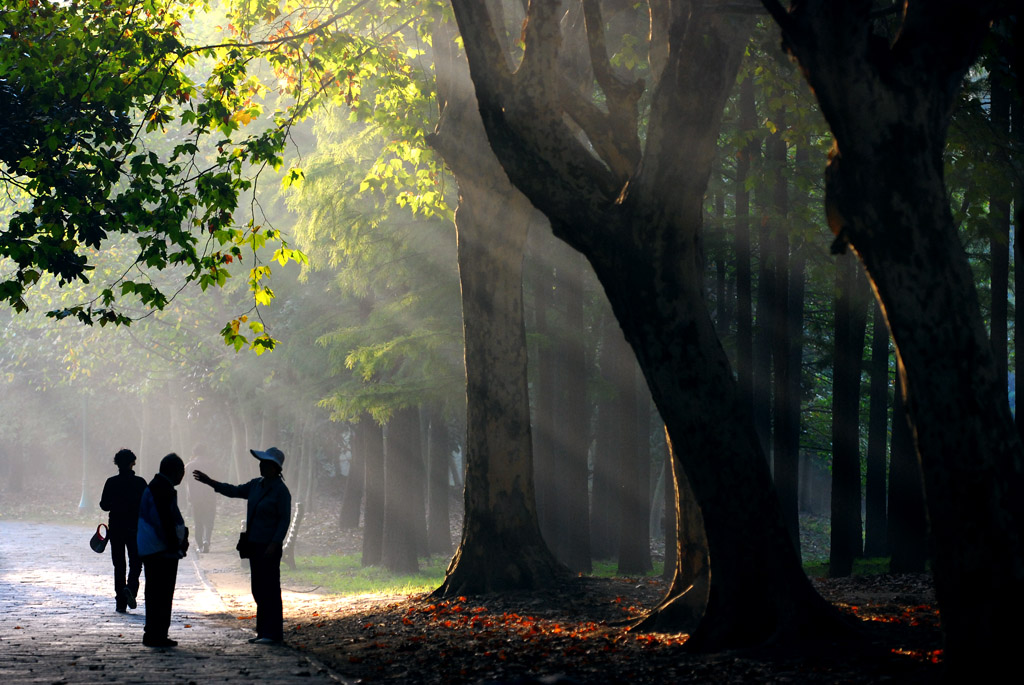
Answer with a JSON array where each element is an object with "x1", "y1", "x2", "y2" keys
[
  {"x1": 765, "y1": 2, "x2": 1024, "y2": 668},
  {"x1": 590, "y1": 309, "x2": 625, "y2": 559},
  {"x1": 618, "y1": 361, "x2": 651, "y2": 575},
  {"x1": 340, "y1": 423, "x2": 365, "y2": 529},
  {"x1": 528, "y1": 236, "x2": 558, "y2": 542},
  {"x1": 829, "y1": 252, "x2": 868, "y2": 577},
  {"x1": 887, "y1": 371, "x2": 928, "y2": 574},
  {"x1": 551, "y1": 245, "x2": 592, "y2": 572},
  {"x1": 429, "y1": 16, "x2": 564, "y2": 594},
  {"x1": 450, "y1": 0, "x2": 845, "y2": 648},
  {"x1": 426, "y1": 406, "x2": 453, "y2": 555},
  {"x1": 989, "y1": 77, "x2": 1011, "y2": 383},
  {"x1": 734, "y1": 75, "x2": 756, "y2": 421},
  {"x1": 863, "y1": 301, "x2": 890, "y2": 558},
  {"x1": 382, "y1": 407, "x2": 421, "y2": 575},
  {"x1": 361, "y1": 419, "x2": 385, "y2": 568},
  {"x1": 660, "y1": 437, "x2": 676, "y2": 581}
]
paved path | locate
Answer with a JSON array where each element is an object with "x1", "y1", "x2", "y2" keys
[{"x1": 0, "y1": 521, "x2": 348, "y2": 683}]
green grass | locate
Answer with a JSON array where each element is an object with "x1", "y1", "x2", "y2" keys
[
  {"x1": 282, "y1": 553, "x2": 449, "y2": 595},
  {"x1": 803, "y1": 556, "x2": 892, "y2": 578},
  {"x1": 588, "y1": 559, "x2": 665, "y2": 578}
]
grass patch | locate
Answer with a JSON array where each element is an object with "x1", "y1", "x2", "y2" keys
[
  {"x1": 587, "y1": 559, "x2": 665, "y2": 578},
  {"x1": 282, "y1": 553, "x2": 448, "y2": 595},
  {"x1": 803, "y1": 556, "x2": 891, "y2": 578}
]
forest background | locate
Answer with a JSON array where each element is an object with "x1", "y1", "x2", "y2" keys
[{"x1": 1, "y1": 0, "x2": 1021, "y2": 677}]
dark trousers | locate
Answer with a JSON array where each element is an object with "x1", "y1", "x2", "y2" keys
[
  {"x1": 109, "y1": 528, "x2": 142, "y2": 608},
  {"x1": 142, "y1": 555, "x2": 178, "y2": 641},
  {"x1": 249, "y1": 544, "x2": 283, "y2": 641}
]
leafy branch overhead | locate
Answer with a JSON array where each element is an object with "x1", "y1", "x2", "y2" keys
[{"x1": 0, "y1": 0, "x2": 314, "y2": 348}]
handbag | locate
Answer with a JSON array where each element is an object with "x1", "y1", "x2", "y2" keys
[
  {"x1": 236, "y1": 530, "x2": 250, "y2": 559},
  {"x1": 90, "y1": 524, "x2": 109, "y2": 553}
]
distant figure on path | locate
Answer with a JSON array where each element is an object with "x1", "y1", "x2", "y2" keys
[
  {"x1": 137, "y1": 453, "x2": 189, "y2": 648},
  {"x1": 185, "y1": 449, "x2": 217, "y2": 552},
  {"x1": 99, "y1": 448, "x2": 148, "y2": 613},
  {"x1": 193, "y1": 447, "x2": 291, "y2": 645}
]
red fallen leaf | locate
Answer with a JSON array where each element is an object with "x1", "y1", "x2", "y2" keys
[
  {"x1": 422, "y1": 604, "x2": 437, "y2": 613},
  {"x1": 458, "y1": 596, "x2": 468, "y2": 602},
  {"x1": 237, "y1": 615, "x2": 257, "y2": 620},
  {"x1": 349, "y1": 656, "x2": 363, "y2": 664},
  {"x1": 402, "y1": 617, "x2": 414, "y2": 625},
  {"x1": 311, "y1": 612, "x2": 319, "y2": 617},
  {"x1": 14, "y1": 626, "x2": 22, "y2": 630},
  {"x1": 362, "y1": 622, "x2": 375, "y2": 629},
  {"x1": 184, "y1": 624, "x2": 192, "y2": 628}
]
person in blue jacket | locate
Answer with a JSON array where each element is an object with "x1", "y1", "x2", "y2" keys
[
  {"x1": 137, "y1": 453, "x2": 188, "y2": 648},
  {"x1": 99, "y1": 448, "x2": 147, "y2": 613},
  {"x1": 193, "y1": 446, "x2": 291, "y2": 645}
]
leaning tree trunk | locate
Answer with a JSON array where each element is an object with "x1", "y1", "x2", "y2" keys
[
  {"x1": 764, "y1": 1, "x2": 1024, "y2": 668},
  {"x1": 449, "y1": 0, "x2": 846, "y2": 649}
]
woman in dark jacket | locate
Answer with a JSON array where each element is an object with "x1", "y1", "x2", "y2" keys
[
  {"x1": 193, "y1": 446, "x2": 291, "y2": 645},
  {"x1": 99, "y1": 448, "x2": 148, "y2": 613}
]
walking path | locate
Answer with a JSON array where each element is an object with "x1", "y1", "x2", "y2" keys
[{"x1": 0, "y1": 521, "x2": 349, "y2": 683}]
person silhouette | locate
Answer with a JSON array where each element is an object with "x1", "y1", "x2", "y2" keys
[
  {"x1": 137, "y1": 453, "x2": 188, "y2": 647},
  {"x1": 99, "y1": 448, "x2": 147, "y2": 613},
  {"x1": 193, "y1": 447, "x2": 291, "y2": 644}
]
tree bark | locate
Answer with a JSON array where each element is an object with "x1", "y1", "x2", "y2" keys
[{"x1": 734, "y1": 75, "x2": 756, "y2": 421}]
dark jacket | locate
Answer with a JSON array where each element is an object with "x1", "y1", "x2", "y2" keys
[
  {"x1": 213, "y1": 476, "x2": 291, "y2": 545},
  {"x1": 99, "y1": 469, "x2": 148, "y2": 532},
  {"x1": 137, "y1": 473, "x2": 186, "y2": 558}
]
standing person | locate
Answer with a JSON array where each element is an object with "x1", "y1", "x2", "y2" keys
[
  {"x1": 193, "y1": 447, "x2": 291, "y2": 645},
  {"x1": 185, "y1": 449, "x2": 217, "y2": 552},
  {"x1": 137, "y1": 453, "x2": 188, "y2": 648},
  {"x1": 99, "y1": 448, "x2": 148, "y2": 613}
]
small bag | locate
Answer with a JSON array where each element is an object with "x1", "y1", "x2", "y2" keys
[
  {"x1": 90, "y1": 524, "x2": 109, "y2": 553},
  {"x1": 236, "y1": 531, "x2": 249, "y2": 559}
]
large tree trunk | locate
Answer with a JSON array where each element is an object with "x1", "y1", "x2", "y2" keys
[
  {"x1": 429, "y1": 16, "x2": 564, "y2": 595},
  {"x1": 450, "y1": 0, "x2": 845, "y2": 648},
  {"x1": 764, "y1": 1, "x2": 1024, "y2": 668},
  {"x1": 527, "y1": 237, "x2": 558, "y2": 544}
]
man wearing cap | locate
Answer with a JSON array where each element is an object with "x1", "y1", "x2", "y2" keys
[{"x1": 192, "y1": 447, "x2": 291, "y2": 645}]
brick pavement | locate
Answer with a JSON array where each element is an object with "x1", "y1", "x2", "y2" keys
[{"x1": 0, "y1": 521, "x2": 349, "y2": 683}]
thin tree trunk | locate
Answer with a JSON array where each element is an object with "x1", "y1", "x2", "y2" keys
[
  {"x1": 735, "y1": 76, "x2": 756, "y2": 420},
  {"x1": 382, "y1": 407, "x2": 420, "y2": 574},
  {"x1": 340, "y1": 423, "x2": 366, "y2": 529},
  {"x1": 863, "y1": 301, "x2": 890, "y2": 558},
  {"x1": 361, "y1": 419, "x2": 385, "y2": 567},
  {"x1": 887, "y1": 372, "x2": 928, "y2": 574},
  {"x1": 426, "y1": 406, "x2": 453, "y2": 555},
  {"x1": 618, "y1": 360, "x2": 650, "y2": 575},
  {"x1": 590, "y1": 309, "x2": 624, "y2": 559},
  {"x1": 829, "y1": 253, "x2": 868, "y2": 577}
]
